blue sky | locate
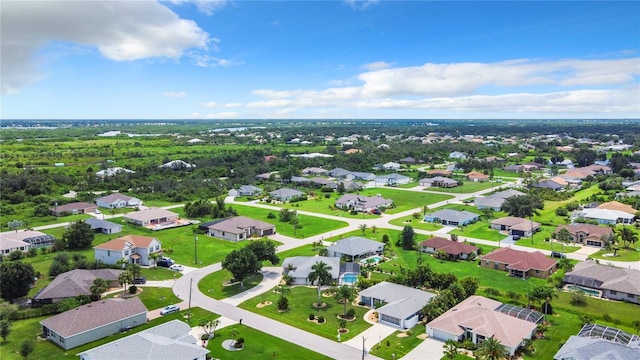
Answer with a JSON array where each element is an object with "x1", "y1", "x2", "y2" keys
[{"x1": 1, "y1": 0, "x2": 639, "y2": 119}]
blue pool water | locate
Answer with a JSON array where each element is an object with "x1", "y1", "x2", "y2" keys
[{"x1": 342, "y1": 273, "x2": 358, "y2": 284}]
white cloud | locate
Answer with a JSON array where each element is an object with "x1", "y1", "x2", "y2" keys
[
  {"x1": 203, "y1": 101, "x2": 218, "y2": 107},
  {"x1": 1, "y1": 1, "x2": 210, "y2": 94},
  {"x1": 223, "y1": 102, "x2": 243, "y2": 108},
  {"x1": 344, "y1": 0, "x2": 380, "y2": 11},
  {"x1": 362, "y1": 61, "x2": 392, "y2": 71},
  {"x1": 164, "y1": 92, "x2": 187, "y2": 98},
  {"x1": 168, "y1": 0, "x2": 229, "y2": 16},
  {"x1": 190, "y1": 53, "x2": 241, "y2": 68}
]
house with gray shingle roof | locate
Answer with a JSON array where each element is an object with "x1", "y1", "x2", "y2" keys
[
  {"x1": 326, "y1": 236, "x2": 384, "y2": 261},
  {"x1": 85, "y1": 218, "x2": 122, "y2": 234},
  {"x1": 200, "y1": 216, "x2": 275, "y2": 241},
  {"x1": 95, "y1": 193, "x2": 142, "y2": 209},
  {"x1": 423, "y1": 209, "x2": 480, "y2": 227},
  {"x1": 77, "y1": 320, "x2": 209, "y2": 360},
  {"x1": 490, "y1": 217, "x2": 540, "y2": 237},
  {"x1": 475, "y1": 189, "x2": 526, "y2": 211},
  {"x1": 335, "y1": 194, "x2": 393, "y2": 213},
  {"x1": 375, "y1": 173, "x2": 412, "y2": 186},
  {"x1": 563, "y1": 261, "x2": 640, "y2": 304},
  {"x1": 282, "y1": 256, "x2": 341, "y2": 285},
  {"x1": 269, "y1": 188, "x2": 304, "y2": 202},
  {"x1": 359, "y1": 281, "x2": 436, "y2": 329},
  {"x1": 41, "y1": 297, "x2": 147, "y2": 350},
  {"x1": 228, "y1": 185, "x2": 262, "y2": 197},
  {"x1": 33, "y1": 269, "x2": 122, "y2": 305}
]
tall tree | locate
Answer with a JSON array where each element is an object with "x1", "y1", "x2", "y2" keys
[
  {"x1": 89, "y1": 278, "x2": 108, "y2": 301},
  {"x1": 616, "y1": 226, "x2": 638, "y2": 249},
  {"x1": 475, "y1": 335, "x2": 509, "y2": 360},
  {"x1": 245, "y1": 239, "x2": 279, "y2": 265},
  {"x1": 400, "y1": 225, "x2": 416, "y2": 250},
  {"x1": 0, "y1": 319, "x2": 11, "y2": 342},
  {"x1": 0, "y1": 261, "x2": 35, "y2": 301},
  {"x1": 62, "y1": 220, "x2": 94, "y2": 249},
  {"x1": 307, "y1": 261, "x2": 333, "y2": 306},
  {"x1": 501, "y1": 195, "x2": 543, "y2": 218},
  {"x1": 335, "y1": 285, "x2": 355, "y2": 316},
  {"x1": 118, "y1": 271, "x2": 133, "y2": 294},
  {"x1": 199, "y1": 318, "x2": 220, "y2": 339},
  {"x1": 222, "y1": 248, "x2": 261, "y2": 288},
  {"x1": 19, "y1": 338, "x2": 35, "y2": 359},
  {"x1": 555, "y1": 227, "x2": 572, "y2": 253}
]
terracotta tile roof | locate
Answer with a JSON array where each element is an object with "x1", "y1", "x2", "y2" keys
[
  {"x1": 481, "y1": 247, "x2": 557, "y2": 272},
  {"x1": 555, "y1": 224, "x2": 612, "y2": 240},
  {"x1": 421, "y1": 237, "x2": 478, "y2": 256},
  {"x1": 94, "y1": 235, "x2": 156, "y2": 251},
  {"x1": 491, "y1": 217, "x2": 540, "y2": 231}
]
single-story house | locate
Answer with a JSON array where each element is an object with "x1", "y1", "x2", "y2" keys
[
  {"x1": 490, "y1": 217, "x2": 540, "y2": 237},
  {"x1": 95, "y1": 193, "x2": 142, "y2": 209},
  {"x1": 123, "y1": 208, "x2": 179, "y2": 227},
  {"x1": 326, "y1": 236, "x2": 384, "y2": 261},
  {"x1": 329, "y1": 168, "x2": 352, "y2": 179},
  {"x1": 534, "y1": 179, "x2": 566, "y2": 191},
  {"x1": 475, "y1": 189, "x2": 526, "y2": 211},
  {"x1": 399, "y1": 157, "x2": 418, "y2": 164},
  {"x1": 554, "y1": 224, "x2": 613, "y2": 248},
  {"x1": 350, "y1": 171, "x2": 376, "y2": 181},
  {"x1": 334, "y1": 194, "x2": 393, "y2": 212},
  {"x1": 423, "y1": 209, "x2": 480, "y2": 227},
  {"x1": 420, "y1": 237, "x2": 479, "y2": 260},
  {"x1": 340, "y1": 180, "x2": 364, "y2": 192},
  {"x1": 94, "y1": 235, "x2": 162, "y2": 266},
  {"x1": 425, "y1": 169, "x2": 452, "y2": 177},
  {"x1": 33, "y1": 269, "x2": 122, "y2": 305},
  {"x1": 596, "y1": 201, "x2": 636, "y2": 215},
  {"x1": 228, "y1": 185, "x2": 262, "y2": 197},
  {"x1": 553, "y1": 324, "x2": 640, "y2": 360},
  {"x1": 467, "y1": 171, "x2": 489, "y2": 182},
  {"x1": 562, "y1": 261, "x2": 640, "y2": 304},
  {"x1": 50, "y1": 202, "x2": 97, "y2": 217},
  {"x1": 199, "y1": 216, "x2": 275, "y2": 241},
  {"x1": 491, "y1": 189, "x2": 526, "y2": 199},
  {"x1": 382, "y1": 162, "x2": 402, "y2": 171},
  {"x1": 41, "y1": 297, "x2": 147, "y2": 350},
  {"x1": 449, "y1": 151, "x2": 467, "y2": 160},
  {"x1": 375, "y1": 173, "x2": 412, "y2": 186},
  {"x1": 290, "y1": 176, "x2": 311, "y2": 184},
  {"x1": 269, "y1": 188, "x2": 304, "y2": 202},
  {"x1": 159, "y1": 159, "x2": 195, "y2": 169},
  {"x1": 359, "y1": 281, "x2": 436, "y2": 329},
  {"x1": 310, "y1": 177, "x2": 336, "y2": 188},
  {"x1": 480, "y1": 247, "x2": 558, "y2": 279},
  {"x1": 282, "y1": 256, "x2": 341, "y2": 286},
  {"x1": 85, "y1": 218, "x2": 123, "y2": 235},
  {"x1": 301, "y1": 167, "x2": 329, "y2": 176},
  {"x1": 255, "y1": 171, "x2": 278, "y2": 181},
  {"x1": 426, "y1": 295, "x2": 538, "y2": 356},
  {"x1": 77, "y1": 320, "x2": 210, "y2": 360},
  {"x1": 0, "y1": 230, "x2": 56, "y2": 255},
  {"x1": 95, "y1": 167, "x2": 135, "y2": 177},
  {"x1": 420, "y1": 176, "x2": 459, "y2": 188},
  {"x1": 577, "y1": 208, "x2": 635, "y2": 225}
]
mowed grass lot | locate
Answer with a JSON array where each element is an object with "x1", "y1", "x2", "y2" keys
[
  {"x1": 389, "y1": 216, "x2": 443, "y2": 231},
  {"x1": 198, "y1": 271, "x2": 264, "y2": 299},
  {"x1": 424, "y1": 180, "x2": 507, "y2": 194},
  {"x1": 238, "y1": 286, "x2": 372, "y2": 341},
  {"x1": 0, "y1": 307, "x2": 215, "y2": 360},
  {"x1": 589, "y1": 247, "x2": 640, "y2": 262},
  {"x1": 204, "y1": 324, "x2": 331, "y2": 360},
  {"x1": 369, "y1": 324, "x2": 426, "y2": 359}
]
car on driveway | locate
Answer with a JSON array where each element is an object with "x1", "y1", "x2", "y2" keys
[
  {"x1": 132, "y1": 276, "x2": 146, "y2": 284},
  {"x1": 551, "y1": 251, "x2": 566, "y2": 258},
  {"x1": 371, "y1": 208, "x2": 382, "y2": 215},
  {"x1": 511, "y1": 235, "x2": 521, "y2": 240},
  {"x1": 169, "y1": 264, "x2": 184, "y2": 271},
  {"x1": 160, "y1": 304, "x2": 180, "y2": 315},
  {"x1": 157, "y1": 259, "x2": 172, "y2": 268}
]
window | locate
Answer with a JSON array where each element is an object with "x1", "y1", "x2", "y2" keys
[
  {"x1": 107, "y1": 250, "x2": 111, "y2": 256},
  {"x1": 494, "y1": 263, "x2": 499, "y2": 269},
  {"x1": 124, "y1": 250, "x2": 129, "y2": 256},
  {"x1": 155, "y1": 245, "x2": 159, "y2": 251},
  {"x1": 610, "y1": 290, "x2": 617, "y2": 295},
  {"x1": 628, "y1": 293, "x2": 634, "y2": 298}
]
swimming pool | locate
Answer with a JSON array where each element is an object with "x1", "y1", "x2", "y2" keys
[
  {"x1": 566, "y1": 285, "x2": 601, "y2": 297},
  {"x1": 341, "y1": 273, "x2": 358, "y2": 285},
  {"x1": 360, "y1": 255, "x2": 382, "y2": 265}
]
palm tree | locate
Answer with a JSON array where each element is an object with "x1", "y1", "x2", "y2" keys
[
  {"x1": 199, "y1": 318, "x2": 220, "y2": 339},
  {"x1": 277, "y1": 285, "x2": 292, "y2": 311},
  {"x1": 475, "y1": 335, "x2": 509, "y2": 360},
  {"x1": 149, "y1": 252, "x2": 160, "y2": 268},
  {"x1": 89, "y1": 278, "x2": 108, "y2": 301},
  {"x1": 118, "y1": 270, "x2": 133, "y2": 294},
  {"x1": 307, "y1": 261, "x2": 333, "y2": 306},
  {"x1": 444, "y1": 339, "x2": 459, "y2": 359},
  {"x1": 359, "y1": 224, "x2": 367, "y2": 236},
  {"x1": 115, "y1": 257, "x2": 128, "y2": 269},
  {"x1": 555, "y1": 227, "x2": 572, "y2": 253},
  {"x1": 127, "y1": 263, "x2": 142, "y2": 279},
  {"x1": 617, "y1": 226, "x2": 638, "y2": 249},
  {"x1": 335, "y1": 285, "x2": 355, "y2": 317}
]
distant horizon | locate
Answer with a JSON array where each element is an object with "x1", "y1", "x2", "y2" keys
[{"x1": 2, "y1": 1, "x2": 639, "y2": 119}]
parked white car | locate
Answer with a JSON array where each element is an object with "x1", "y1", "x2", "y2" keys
[
  {"x1": 160, "y1": 304, "x2": 180, "y2": 315},
  {"x1": 169, "y1": 264, "x2": 184, "y2": 271}
]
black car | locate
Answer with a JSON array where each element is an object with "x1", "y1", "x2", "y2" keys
[
  {"x1": 551, "y1": 251, "x2": 566, "y2": 258},
  {"x1": 157, "y1": 259, "x2": 172, "y2": 268},
  {"x1": 132, "y1": 276, "x2": 146, "y2": 284},
  {"x1": 511, "y1": 235, "x2": 521, "y2": 240}
]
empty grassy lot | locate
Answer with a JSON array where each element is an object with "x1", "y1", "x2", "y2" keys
[{"x1": 198, "y1": 271, "x2": 264, "y2": 300}]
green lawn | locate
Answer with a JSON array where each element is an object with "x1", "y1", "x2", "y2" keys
[
  {"x1": 450, "y1": 221, "x2": 503, "y2": 241},
  {"x1": 368, "y1": 324, "x2": 427, "y2": 359},
  {"x1": 238, "y1": 286, "x2": 372, "y2": 341},
  {"x1": 273, "y1": 244, "x2": 322, "y2": 265},
  {"x1": 107, "y1": 286, "x2": 181, "y2": 310},
  {"x1": 140, "y1": 266, "x2": 183, "y2": 281},
  {"x1": 232, "y1": 204, "x2": 349, "y2": 239},
  {"x1": 425, "y1": 180, "x2": 505, "y2": 194},
  {"x1": 535, "y1": 184, "x2": 601, "y2": 225},
  {"x1": 514, "y1": 226, "x2": 580, "y2": 253},
  {"x1": 589, "y1": 247, "x2": 640, "y2": 262},
  {"x1": 198, "y1": 271, "x2": 264, "y2": 299},
  {"x1": 389, "y1": 216, "x2": 443, "y2": 231},
  {"x1": 204, "y1": 324, "x2": 331, "y2": 360},
  {"x1": 0, "y1": 307, "x2": 215, "y2": 360}
]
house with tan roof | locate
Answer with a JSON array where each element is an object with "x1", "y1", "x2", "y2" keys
[
  {"x1": 123, "y1": 208, "x2": 179, "y2": 226},
  {"x1": 467, "y1": 171, "x2": 489, "y2": 182},
  {"x1": 94, "y1": 235, "x2": 162, "y2": 266},
  {"x1": 480, "y1": 247, "x2": 558, "y2": 279},
  {"x1": 554, "y1": 224, "x2": 613, "y2": 248},
  {"x1": 596, "y1": 201, "x2": 637, "y2": 215},
  {"x1": 563, "y1": 260, "x2": 640, "y2": 304},
  {"x1": 77, "y1": 320, "x2": 209, "y2": 360},
  {"x1": 33, "y1": 269, "x2": 122, "y2": 305},
  {"x1": 426, "y1": 295, "x2": 538, "y2": 356},
  {"x1": 425, "y1": 169, "x2": 452, "y2": 177},
  {"x1": 420, "y1": 237, "x2": 479, "y2": 260},
  {"x1": 490, "y1": 217, "x2": 540, "y2": 237},
  {"x1": 40, "y1": 297, "x2": 147, "y2": 350},
  {"x1": 420, "y1": 176, "x2": 459, "y2": 188},
  {"x1": 199, "y1": 216, "x2": 275, "y2": 241},
  {"x1": 50, "y1": 202, "x2": 97, "y2": 217}
]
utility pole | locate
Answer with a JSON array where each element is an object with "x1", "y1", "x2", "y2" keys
[
  {"x1": 194, "y1": 233, "x2": 198, "y2": 264},
  {"x1": 362, "y1": 336, "x2": 366, "y2": 360},
  {"x1": 188, "y1": 278, "x2": 193, "y2": 323}
]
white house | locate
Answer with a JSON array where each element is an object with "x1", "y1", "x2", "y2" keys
[
  {"x1": 199, "y1": 216, "x2": 275, "y2": 241},
  {"x1": 282, "y1": 256, "x2": 341, "y2": 285},
  {"x1": 326, "y1": 236, "x2": 384, "y2": 261},
  {"x1": 0, "y1": 230, "x2": 56, "y2": 255},
  {"x1": 359, "y1": 282, "x2": 436, "y2": 329},
  {"x1": 94, "y1": 235, "x2": 162, "y2": 266},
  {"x1": 123, "y1": 208, "x2": 179, "y2": 227},
  {"x1": 95, "y1": 193, "x2": 142, "y2": 209}
]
